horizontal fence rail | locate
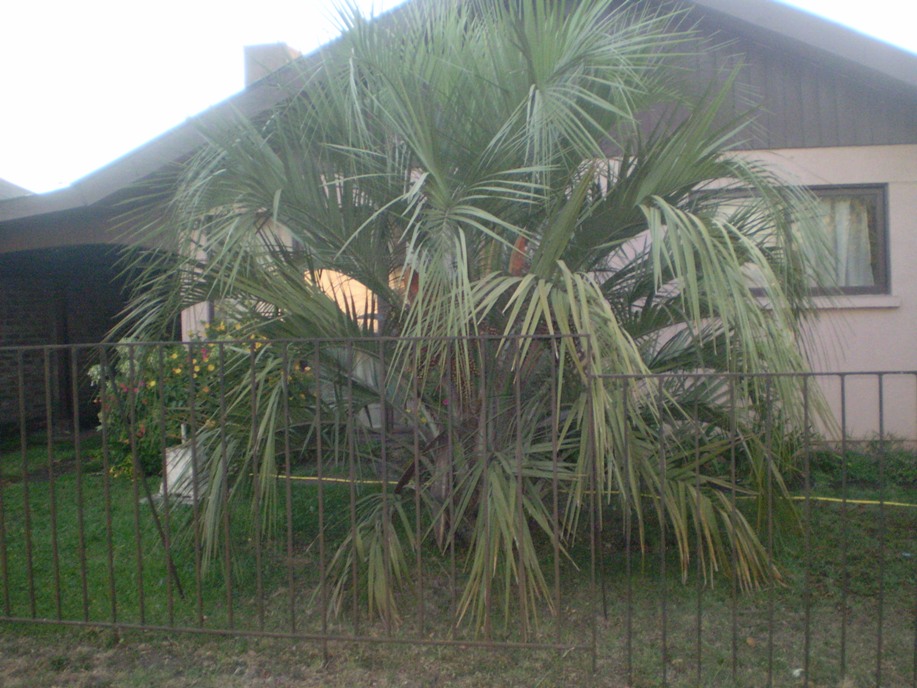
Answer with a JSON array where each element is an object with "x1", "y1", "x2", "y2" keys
[{"x1": 0, "y1": 338, "x2": 914, "y2": 686}]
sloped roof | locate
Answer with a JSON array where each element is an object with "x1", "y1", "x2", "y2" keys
[
  {"x1": 693, "y1": 0, "x2": 917, "y2": 90},
  {"x1": 1, "y1": 0, "x2": 915, "y2": 225},
  {"x1": 0, "y1": 60, "x2": 307, "y2": 225},
  {"x1": 0, "y1": 179, "x2": 31, "y2": 201}
]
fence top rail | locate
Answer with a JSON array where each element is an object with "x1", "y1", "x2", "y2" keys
[
  {"x1": 3, "y1": 339, "x2": 915, "y2": 380},
  {"x1": 592, "y1": 370, "x2": 917, "y2": 381},
  {"x1": 0, "y1": 332, "x2": 591, "y2": 354}
]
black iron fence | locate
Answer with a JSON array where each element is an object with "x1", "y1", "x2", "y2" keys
[{"x1": 0, "y1": 337, "x2": 913, "y2": 687}]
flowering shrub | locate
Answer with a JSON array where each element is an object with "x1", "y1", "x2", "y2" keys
[{"x1": 88, "y1": 322, "x2": 236, "y2": 477}]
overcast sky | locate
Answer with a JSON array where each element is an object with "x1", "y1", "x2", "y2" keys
[{"x1": 1, "y1": 0, "x2": 915, "y2": 194}]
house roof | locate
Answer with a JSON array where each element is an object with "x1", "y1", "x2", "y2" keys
[
  {"x1": 1, "y1": 0, "x2": 916, "y2": 226},
  {"x1": 0, "y1": 179, "x2": 31, "y2": 201},
  {"x1": 692, "y1": 0, "x2": 917, "y2": 91},
  {"x1": 0, "y1": 60, "x2": 308, "y2": 225}
]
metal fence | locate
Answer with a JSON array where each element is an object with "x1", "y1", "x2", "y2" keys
[{"x1": 0, "y1": 337, "x2": 914, "y2": 687}]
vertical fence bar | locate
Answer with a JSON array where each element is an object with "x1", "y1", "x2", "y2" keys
[
  {"x1": 913, "y1": 373, "x2": 917, "y2": 688},
  {"x1": 346, "y1": 342, "x2": 360, "y2": 635},
  {"x1": 188, "y1": 342, "x2": 204, "y2": 628},
  {"x1": 802, "y1": 375, "x2": 812, "y2": 686},
  {"x1": 71, "y1": 347, "x2": 89, "y2": 621},
  {"x1": 875, "y1": 374, "x2": 886, "y2": 687},
  {"x1": 249, "y1": 343, "x2": 265, "y2": 631},
  {"x1": 156, "y1": 346, "x2": 175, "y2": 626},
  {"x1": 281, "y1": 343, "x2": 296, "y2": 634},
  {"x1": 218, "y1": 342, "x2": 233, "y2": 630},
  {"x1": 729, "y1": 375, "x2": 738, "y2": 682},
  {"x1": 98, "y1": 348, "x2": 117, "y2": 623},
  {"x1": 187, "y1": 343, "x2": 204, "y2": 628},
  {"x1": 765, "y1": 379, "x2": 775, "y2": 688},
  {"x1": 657, "y1": 375, "x2": 668, "y2": 687},
  {"x1": 127, "y1": 346, "x2": 146, "y2": 624},
  {"x1": 513, "y1": 336, "x2": 528, "y2": 642},
  {"x1": 839, "y1": 374, "x2": 849, "y2": 679},
  {"x1": 17, "y1": 351, "x2": 35, "y2": 618},
  {"x1": 479, "y1": 338, "x2": 492, "y2": 639},
  {"x1": 550, "y1": 340, "x2": 561, "y2": 647},
  {"x1": 623, "y1": 378, "x2": 633, "y2": 685},
  {"x1": 446, "y1": 342, "x2": 457, "y2": 638},
  {"x1": 410, "y1": 340, "x2": 424, "y2": 637},
  {"x1": 0, "y1": 393, "x2": 7, "y2": 616},
  {"x1": 586, "y1": 336, "x2": 598, "y2": 673},
  {"x1": 379, "y1": 341, "x2": 392, "y2": 638},
  {"x1": 378, "y1": 341, "x2": 394, "y2": 637},
  {"x1": 314, "y1": 342, "x2": 328, "y2": 662},
  {"x1": 44, "y1": 349, "x2": 62, "y2": 619},
  {"x1": 694, "y1": 388, "x2": 703, "y2": 685}
]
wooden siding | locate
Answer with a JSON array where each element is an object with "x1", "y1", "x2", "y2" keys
[{"x1": 681, "y1": 5, "x2": 917, "y2": 150}]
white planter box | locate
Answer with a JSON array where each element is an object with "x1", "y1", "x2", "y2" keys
[{"x1": 159, "y1": 442, "x2": 205, "y2": 504}]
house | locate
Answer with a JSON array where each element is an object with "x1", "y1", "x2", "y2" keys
[
  {"x1": 0, "y1": 44, "x2": 304, "y2": 429},
  {"x1": 1, "y1": 0, "x2": 915, "y2": 439}
]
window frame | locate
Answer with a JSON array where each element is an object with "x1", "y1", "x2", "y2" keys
[{"x1": 805, "y1": 183, "x2": 889, "y2": 297}]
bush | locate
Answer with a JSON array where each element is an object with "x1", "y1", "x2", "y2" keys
[
  {"x1": 808, "y1": 438, "x2": 917, "y2": 489},
  {"x1": 87, "y1": 322, "x2": 238, "y2": 477}
]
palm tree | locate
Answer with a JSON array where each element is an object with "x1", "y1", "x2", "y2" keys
[{"x1": 123, "y1": 0, "x2": 833, "y2": 631}]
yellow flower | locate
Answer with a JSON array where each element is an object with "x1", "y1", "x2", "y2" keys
[
  {"x1": 194, "y1": 365, "x2": 201, "y2": 373},
  {"x1": 173, "y1": 367, "x2": 182, "y2": 374},
  {"x1": 254, "y1": 342, "x2": 262, "y2": 350},
  {"x1": 217, "y1": 322, "x2": 226, "y2": 332},
  {"x1": 207, "y1": 364, "x2": 215, "y2": 372},
  {"x1": 147, "y1": 380, "x2": 157, "y2": 389},
  {"x1": 170, "y1": 352, "x2": 179, "y2": 360},
  {"x1": 235, "y1": 323, "x2": 242, "y2": 330}
]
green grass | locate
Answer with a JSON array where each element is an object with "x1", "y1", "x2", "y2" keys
[
  {"x1": 0, "y1": 432, "x2": 104, "y2": 481},
  {"x1": 591, "y1": 497, "x2": 916, "y2": 687},
  {"x1": 804, "y1": 439, "x2": 917, "y2": 504},
  {"x1": 0, "y1": 460, "x2": 372, "y2": 634},
  {"x1": 0, "y1": 435, "x2": 914, "y2": 686}
]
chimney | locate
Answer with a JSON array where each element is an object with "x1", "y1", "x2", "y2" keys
[{"x1": 244, "y1": 43, "x2": 302, "y2": 86}]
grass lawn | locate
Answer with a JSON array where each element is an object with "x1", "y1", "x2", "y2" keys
[{"x1": 0, "y1": 434, "x2": 913, "y2": 686}]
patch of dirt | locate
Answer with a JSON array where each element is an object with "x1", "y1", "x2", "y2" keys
[{"x1": 0, "y1": 627, "x2": 589, "y2": 687}]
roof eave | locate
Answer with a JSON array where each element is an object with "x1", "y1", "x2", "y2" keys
[
  {"x1": 0, "y1": 52, "x2": 315, "y2": 224},
  {"x1": 4, "y1": 0, "x2": 916, "y2": 225},
  {"x1": 692, "y1": 0, "x2": 917, "y2": 91}
]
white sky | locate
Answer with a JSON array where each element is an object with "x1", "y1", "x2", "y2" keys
[{"x1": 1, "y1": 0, "x2": 915, "y2": 194}]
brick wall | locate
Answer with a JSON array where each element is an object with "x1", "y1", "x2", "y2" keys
[
  {"x1": 0, "y1": 271, "x2": 57, "y2": 426},
  {"x1": 0, "y1": 246, "x2": 128, "y2": 430}
]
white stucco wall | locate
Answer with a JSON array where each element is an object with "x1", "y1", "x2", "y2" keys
[{"x1": 750, "y1": 144, "x2": 917, "y2": 442}]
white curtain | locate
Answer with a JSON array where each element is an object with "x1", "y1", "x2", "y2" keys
[{"x1": 820, "y1": 196, "x2": 874, "y2": 287}]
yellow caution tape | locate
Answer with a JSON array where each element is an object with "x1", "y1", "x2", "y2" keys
[
  {"x1": 281, "y1": 474, "x2": 393, "y2": 486},
  {"x1": 787, "y1": 494, "x2": 917, "y2": 509}
]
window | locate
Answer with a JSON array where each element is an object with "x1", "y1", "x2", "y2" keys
[{"x1": 807, "y1": 185, "x2": 888, "y2": 295}]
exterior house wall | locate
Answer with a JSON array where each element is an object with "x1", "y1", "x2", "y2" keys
[
  {"x1": 0, "y1": 246, "x2": 133, "y2": 429},
  {"x1": 0, "y1": 271, "x2": 57, "y2": 426},
  {"x1": 749, "y1": 144, "x2": 917, "y2": 441}
]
